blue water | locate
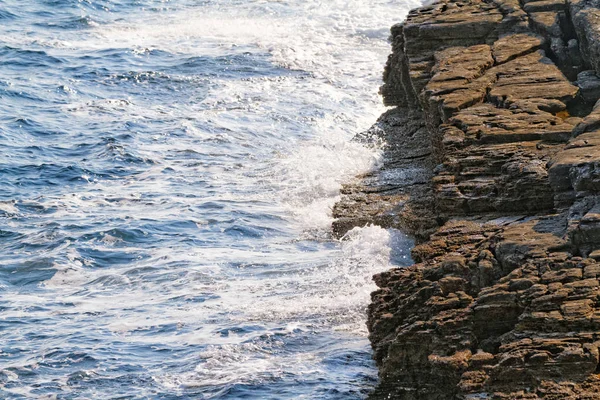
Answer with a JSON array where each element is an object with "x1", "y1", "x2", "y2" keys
[{"x1": 0, "y1": 1, "x2": 420, "y2": 398}]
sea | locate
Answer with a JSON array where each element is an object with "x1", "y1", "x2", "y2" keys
[{"x1": 0, "y1": 1, "x2": 421, "y2": 398}]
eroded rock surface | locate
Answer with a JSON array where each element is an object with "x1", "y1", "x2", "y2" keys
[{"x1": 333, "y1": 0, "x2": 600, "y2": 397}]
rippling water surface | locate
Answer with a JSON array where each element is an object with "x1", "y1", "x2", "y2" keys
[{"x1": 0, "y1": 1, "x2": 421, "y2": 398}]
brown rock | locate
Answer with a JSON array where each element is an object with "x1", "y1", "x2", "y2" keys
[
  {"x1": 492, "y1": 33, "x2": 544, "y2": 64},
  {"x1": 333, "y1": 0, "x2": 600, "y2": 398}
]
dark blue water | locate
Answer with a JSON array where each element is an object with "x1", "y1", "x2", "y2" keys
[{"x1": 0, "y1": 0, "x2": 419, "y2": 398}]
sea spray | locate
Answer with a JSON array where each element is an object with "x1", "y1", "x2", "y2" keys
[{"x1": 0, "y1": 0, "x2": 422, "y2": 398}]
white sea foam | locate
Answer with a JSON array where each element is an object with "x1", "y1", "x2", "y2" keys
[
  {"x1": 2, "y1": 0, "x2": 423, "y2": 397},
  {"x1": 271, "y1": 127, "x2": 383, "y2": 233},
  {"x1": 154, "y1": 224, "x2": 409, "y2": 392}
]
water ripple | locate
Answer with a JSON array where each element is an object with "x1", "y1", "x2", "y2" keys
[{"x1": 0, "y1": 0, "x2": 422, "y2": 398}]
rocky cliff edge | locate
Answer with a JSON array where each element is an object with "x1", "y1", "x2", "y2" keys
[{"x1": 333, "y1": 0, "x2": 600, "y2": 397}]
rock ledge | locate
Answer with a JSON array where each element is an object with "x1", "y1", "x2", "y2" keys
[{"x1": 334, "y1": 0, "x2": 600, "y2": 398}]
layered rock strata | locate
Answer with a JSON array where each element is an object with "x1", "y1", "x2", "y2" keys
[{"x1": 333, "y1": 0, "x2": 600, "y2": 398}]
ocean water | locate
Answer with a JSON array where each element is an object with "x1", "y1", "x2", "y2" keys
[{"x1": 0, "y1": 1, "x2": 420, "y2": 398}]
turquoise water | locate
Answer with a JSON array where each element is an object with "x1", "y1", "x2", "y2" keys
[{"x1": 0, "y1": 1, "x2": 419, "y2": 398}]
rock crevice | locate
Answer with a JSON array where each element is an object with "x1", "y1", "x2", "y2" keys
[{"x1": 333, "y1": 0, "x2": 600, "y2": 397}]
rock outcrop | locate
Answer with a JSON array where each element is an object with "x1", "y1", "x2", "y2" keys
[{"x1": 333, "y1": 0, "x2": 600, "y2": 397}]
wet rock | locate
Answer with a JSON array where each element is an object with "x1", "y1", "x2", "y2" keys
[{"x1": 332, "y1": 108, "x2": 436, "y2": 240}]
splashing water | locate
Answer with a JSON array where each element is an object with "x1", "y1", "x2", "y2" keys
[{"x1": 0, "y1": 0, "x2": 421, "y2": 398}]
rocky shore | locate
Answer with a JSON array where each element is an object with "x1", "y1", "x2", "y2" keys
[{"x1": 333, "y1": 0, "x2": 600, "y2": 398}]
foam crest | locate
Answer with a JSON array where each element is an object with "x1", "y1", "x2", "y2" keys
[
  {"x1": 0, "y1": 0, "x2": 423, "y2": 397},
  {"x1": 272, "y1": 133, "x2": 382, "y2": 233}
]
